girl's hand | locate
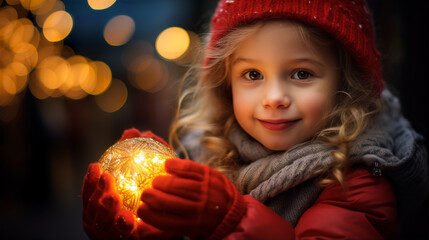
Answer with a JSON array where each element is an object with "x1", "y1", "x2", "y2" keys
[
  {"x1": 137, "y1": 158, "x2": 247, "y2": 239},
  {"x1": 82, "y1": 163, "x2": 136, "y2": 239},
  {"x1": 82, "y1": 163, "x2": 179, "y2": 240}
]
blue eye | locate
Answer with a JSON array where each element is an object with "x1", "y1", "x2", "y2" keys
[
  {"x1": 291, "y1": 70, "x2": 312, "y2": 80},
  {"x1": 244, "y1": 70, "x2": 263, "y2": 80}
]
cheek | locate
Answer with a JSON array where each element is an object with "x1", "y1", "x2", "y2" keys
[
  {"x1": 231, "y1": 85, "x2": 257, "y2": 122},
  {"x1": 232, "y1": 89, "x2": 249, "y2": 118},
  {"x1": 300, "y1": 92, "x2": 333, "y2": 121}
]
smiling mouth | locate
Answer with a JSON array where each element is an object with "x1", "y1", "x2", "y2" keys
[{"x1": 259, "y1": 119, "x2": 300, "y2": 131}]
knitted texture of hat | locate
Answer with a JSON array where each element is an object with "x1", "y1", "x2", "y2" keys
[{"x1": 207, "y1": 0, "x2": 384, "y2": 96}]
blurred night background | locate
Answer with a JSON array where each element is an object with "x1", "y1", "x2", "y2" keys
[{"x1": 0, "y1": 0, "x2": 427, "y2": 239}]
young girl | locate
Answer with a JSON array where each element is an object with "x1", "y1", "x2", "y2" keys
[{"x1": 82, "y1": 0, "x2": 428, "y2": 239}]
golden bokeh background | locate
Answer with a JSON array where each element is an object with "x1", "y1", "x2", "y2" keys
[
  {"x1": 0, "y1": 0, "x2": 202, "y2": 118},
  {"x1": 0, "y1": 0, "x2": 214, "y2": 238}
]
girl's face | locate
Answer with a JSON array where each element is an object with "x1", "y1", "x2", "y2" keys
[{"x1": 230, "y1": 21, "x2": 339, "y2": 151}]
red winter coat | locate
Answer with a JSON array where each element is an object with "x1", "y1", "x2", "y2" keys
[{"x1": 225, "y1": 167, "x2": 397, "y2": 239}]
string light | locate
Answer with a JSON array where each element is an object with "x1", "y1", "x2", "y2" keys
[{"x1": 98, "y1": 137, "x2": 177, "y2": 214}]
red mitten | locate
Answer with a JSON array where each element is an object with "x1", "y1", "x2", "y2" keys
[
  {"x1": 82, "y1": 163, "x2": 135, "y2": 239},
  {"x1": 82, "y1": 163, "x2": 178, "y2": 240},
  {"x1": 119, "y1": 128, "x2": 172, "y2": 150},
  {"x1": 138, "y1": 158, "x2": 247, "y2": 239}
]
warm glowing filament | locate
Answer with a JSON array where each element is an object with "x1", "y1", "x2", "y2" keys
[{"x1": 98, "y1": 137, "x2": 177, "y2": 214}]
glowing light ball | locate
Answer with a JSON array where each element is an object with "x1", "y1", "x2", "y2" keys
[{"x1": 98, "y1": 137, "x2": 177, "y2": 214}]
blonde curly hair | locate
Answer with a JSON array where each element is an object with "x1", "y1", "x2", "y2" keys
[{"x1": 169, "y1": 20, "x2": 381, "y2": 187}]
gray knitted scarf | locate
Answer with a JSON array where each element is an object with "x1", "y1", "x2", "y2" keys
[{"x1": 181, "y1": 89, "x2": 428, "y2": 230}]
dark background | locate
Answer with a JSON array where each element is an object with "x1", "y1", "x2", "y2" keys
[{"x1": 0, "y1": 0, "x2": 427, "y2": 239}]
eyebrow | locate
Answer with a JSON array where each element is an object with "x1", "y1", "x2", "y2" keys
[
  {"x1": 231, "y1": 57, "x2": 260, "y2": 66},
  {"x1": 292, "y1": 58, "x2": 326, "y2": 67},
  {"x1": 231, "y1": 57, "x2": 326, "y2": 68}
]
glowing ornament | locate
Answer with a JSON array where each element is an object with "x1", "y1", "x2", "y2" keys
[{"x1": 98, "y1": 137, "x2": 177, "y2": 214}]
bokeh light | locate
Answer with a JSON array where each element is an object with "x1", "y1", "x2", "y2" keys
[
  {"x1": 7, "y1": 18, "x2": 41, "y2": 48},
  {"x1": 61, "y1": 55, "x2": 89, "y2": 100},
  {"x1": 76, "y1": 61, "x2": 97, "y2": 95},
  {"x1": 35, "y1": 1, "x2": 65, "y2": 28},
  {"x1": 155, "y1": 27, "x2": 190, "y2": 60},
  {"x1": 5, "y1": 0, "x2": 20, "y2": 5},
  {"x1": 7, "y1": 61, "x2": 28, "y2": 93},
  {"x1": 0, "y1": 4, "x2": 46, "y2": 106},
  {"x1": 128, "y1": 57, "x2": 168, "y2": 93},
  {"x1": 20, "y1": 0, "x2": 46, "y2": 11},
  {"x1": 0, "y1": 0, "x2": 182, "y2": 113},
  {"x1": 12, "y1": 42, "x2": 39, "y2": 69},
  {"x1": 36, "y1": 55, "x2": 69, "y2": 90},
  {"x1": 43, "y1": 10, "x2": 73, "y2": 42},
  {"x1": 104, "y1": 15, "x2": 135, "y2": 46},
  {"x1": 0, "y1": 6, "x2": 18, "y2": 29},
  {"x1": 87, "y1": 0, "x2": 116, "y2": 10},
  {"x1": 87, "y1": 61, "x2": 112, "y2": 95},
  {"x1": 171, "y1": 30, "x2": 200, "y2": 65},
  {"x1": 31, "y1": 0, "x2": 57, "y2": 15},
  {"x1": 1, "y1": 68, "x2": 17, "y2": 95},
  {"x1": 95, "y1": 78, "x2": 127, "y2": 113},
  {"x1": 37, "y1": 43, "x2": 65, "y2": 63},
  {"x1": 121, "y1": 40, "x2": 154, "y2": 69},
  {"x1": 29, "y1": 71, "x2": 53, "y2": 99}
]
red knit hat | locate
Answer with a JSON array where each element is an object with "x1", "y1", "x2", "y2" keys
[{"x1": 206, "y1": 0, "x2": 384, "y2": 96}]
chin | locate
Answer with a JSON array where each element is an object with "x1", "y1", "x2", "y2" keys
[{"x1": 262, "y1": 142, "x2": 290, "y2": 151}]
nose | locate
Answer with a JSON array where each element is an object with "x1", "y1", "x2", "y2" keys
[{"x1": 262, "y1": 80, "x2": 290, "y2": 109}]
